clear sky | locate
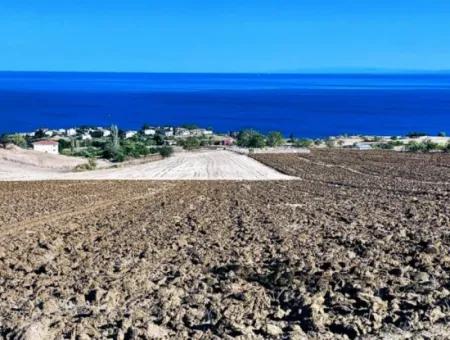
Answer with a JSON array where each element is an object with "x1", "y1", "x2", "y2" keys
[{"x1": 1, "y1": 0, "x2": 450, "y2": 73}]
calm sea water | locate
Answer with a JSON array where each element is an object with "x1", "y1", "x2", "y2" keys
[{"x1": 0, "y1": 72, "x2": 449, "y2": 137}]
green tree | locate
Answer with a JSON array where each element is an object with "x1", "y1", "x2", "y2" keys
[
  {"x1": 58, "y1": 139, "x2": 72, "y2": 153},
  {"x1": 237, "y1": 129, "x2": 266, "y2": 148},
  {"x1": 154, "y1": 134, "x2": 165, "y2": 146},
  {"x1": 266, "y1": 131, "x2": 284, "y2": 147},
  {"x1": 159, "y1": 146, "x2": 173, "y2": 158},
  {"x1": 294, "y1": 138, "x2": 313, "y2": 148},
  {"x1": 1, "y1": 134, "x2": 27, "y2": 148},
  {"x1": 34, "y1": 129, "x2": 46, "y2": 139}
]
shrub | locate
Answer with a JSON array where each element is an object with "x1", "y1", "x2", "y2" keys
[
  {"x1": 406, "y1": 140, "x2": 440, "y2": 152},
  {"x1": 373, "y1": 142, "x2": 394, "y2": 150},
  {"x1": 423, "y1": 139, "x2": 440, "y2": 151},
  {"x1": 294, "y1": 138, "x2": 313, "y2": 148},
  {"x1": 266, "y1": 131, "x2": 284, "y2": 147},
  {"x1": 444, "y1": 142, "x2": 450, "y2": 152},
  {"x1": 74, "y1": 158, "x2": 97, "y2": 171},
  {"x1": 406, "y1": 141, "x2": 426, "y2": 152},
  {"x1": 180, "y1": 137, "x2": 201, "y2": 150},
  {"x1": 159, "y1": 146, "x2": 173, "y2": 158},
  {"x1": 73, "y1": 147, "x2": 101, "y2": 158},
  {"x1": 102, "y1": 143, "x2": 125, "y2": 162}
]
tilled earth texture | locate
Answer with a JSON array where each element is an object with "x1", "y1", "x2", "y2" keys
[{"x1": 1, "y1": 150, "x2": 449, "y2": 339}]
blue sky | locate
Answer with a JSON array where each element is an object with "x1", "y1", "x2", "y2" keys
[{"x1": 1, "y1": 0, "x2": 450, "y2": 72}]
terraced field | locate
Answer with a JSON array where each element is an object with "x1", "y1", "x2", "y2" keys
[{"x1": 1, "y1": 150, "x2": 449, "y2": 339}]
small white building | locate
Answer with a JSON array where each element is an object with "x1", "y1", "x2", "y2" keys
[
  {"x1": 81, "y1": 134, "x2": 92, "y2": 141},
  {"x1": 161, "y1": 129, "x2": 174, "y2": 137},
  {"x1": 143, "y1": 129, "x2": 156, "y2": 136},
  {"x1": 354, "y1": 143, "x2": 372, "y2": 150},
  {"x1": 175, "y1": 128, "x2": 191, "y2": 137},
  {"x1": 125, "y1": 131, "x2": 138, "y2": 139},
  {"x1": 66, "y1": 128, "x2": 77, "y2": 136},
  {"x1": 32, "y1": 140, "x2": 59, "y2": 154},
  {"x1": 191, "y1": 128, "x2": 213, "y2": 136}
]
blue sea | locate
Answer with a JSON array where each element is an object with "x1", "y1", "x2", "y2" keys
[{"x1": 0, "y1": 72, "x2": 449, "y2": 137}]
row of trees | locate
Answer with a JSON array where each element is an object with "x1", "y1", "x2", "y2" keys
[{"x1": 236, "y1": 130, "x2": 284, "y2": 148}]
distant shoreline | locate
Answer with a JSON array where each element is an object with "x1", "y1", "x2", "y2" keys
[{"x1": 1, "y1": 72, "x2": 449, "y2": 136}]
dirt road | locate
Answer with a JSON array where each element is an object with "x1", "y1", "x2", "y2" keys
[{"x1": 0, "y1": 150, "x2": 294, "y2": 181}]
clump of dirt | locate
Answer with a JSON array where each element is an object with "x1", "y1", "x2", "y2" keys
[{"x1": 1, "y1": 151, "x2": 449, "y2": 338}]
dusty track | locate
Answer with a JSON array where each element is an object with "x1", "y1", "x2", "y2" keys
[
  {"x1": 1, "y1": 151, "x2": 449, "y2": 339},
  {"x1": 0, "y1": 150, "x2": 294, "y2": 181}
]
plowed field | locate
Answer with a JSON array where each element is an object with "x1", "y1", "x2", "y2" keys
[{"x1": 1, "y1": 150, "x2": 449, "y2": 339}]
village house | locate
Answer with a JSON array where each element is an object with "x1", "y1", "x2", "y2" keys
[
  {"x1": 143, "y1": 128, "x2": 156, "y2": 136},
  {"x1": 175, "y1": 128, "x2": 191, "y2": 137},
  {"x1": 191, "y1": 128, "x2": 213, "y2": 137},
  {"x1": 354, "y1": 142, "x2": 372, "y2": 150},
  {"x1": 98, "y1": 128, "x2": 111, "y2": 137},
  {"x1": 125, "y1": 131, "x2": 138, "y2": 139},
  {"x1": 66, "y1": 128, "x2": 77, "y2": 136},
  {"x1": 160, "y1": 128, "x2": 174, "y2": 137},
  {"x1": 32, "y1": 140, "x2": 59, "y2": 154}
]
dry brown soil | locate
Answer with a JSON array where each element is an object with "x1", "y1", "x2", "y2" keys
[{"x1": 1, "y1": 150, "x2": 449, "y2": 339}]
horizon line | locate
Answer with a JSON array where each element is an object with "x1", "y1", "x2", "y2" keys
[{"x1": 1, "y1": 69, "x2": 450, "y2": 75}]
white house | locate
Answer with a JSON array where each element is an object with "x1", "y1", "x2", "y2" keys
[
  {"x1": 175, "y1": 128, "x2": 191, "y2": 137},
  {"x1": 125, "y1": 131, "x2": 138, "y2": 139},
  {"x1": 98, "y1": 128, "x2": 111, "y2": 137},
  {"x1": 66, "y1": 128, "x2": 77, "y2": 136},
  {"x1": 354, "y1": 143, "x2": 372, "y2": 150},
  {"x1": 203, "y1": 129, "x2": 213, "y2": 136},
  {"x1": 191, "y1": 129, "x2": 213, "y2": 136},
  {"x1": 81, "y1": 134, "x2": 92, "y2": 141},
  {"x1": 161, "y1": 129, "x2": 174, "y2": 137},
  {"x1": 143, "y1": 129, "x2": 156, "y2": 136},
  {"x1": 32, "y1": 140, "x2": 59, "y2": 154}
]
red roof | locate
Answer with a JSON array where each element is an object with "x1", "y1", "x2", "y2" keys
[{"x1": 33, "y1": 140, "x2": 59, "y2": 145}]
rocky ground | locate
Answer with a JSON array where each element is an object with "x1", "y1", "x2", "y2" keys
[{"x1": 1, "y1": 150, "x2": 449, "y2": 339}]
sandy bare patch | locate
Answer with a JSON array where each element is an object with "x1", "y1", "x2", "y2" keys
[
  {"x1": 0, "y1": 150, "x2": 294, "y2": 181},
  {"x1": 0, "y1": 144, "x2": 89, "y2": 169}
]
